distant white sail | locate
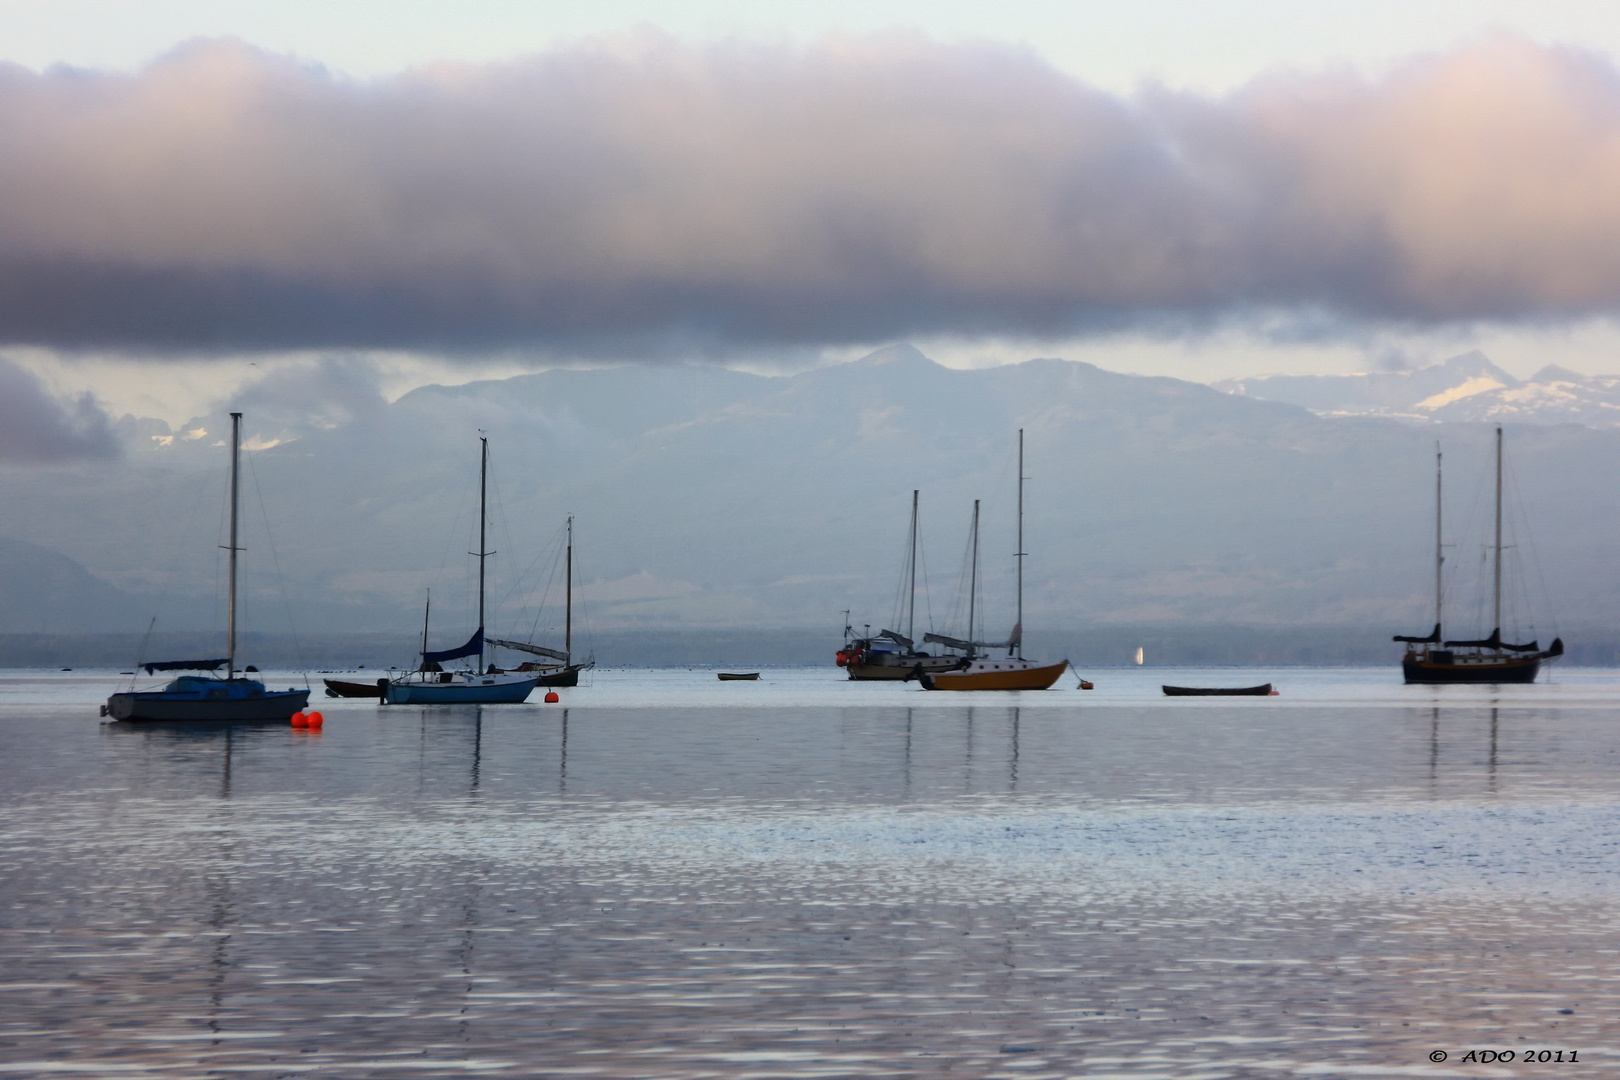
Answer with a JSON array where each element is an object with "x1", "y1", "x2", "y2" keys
[{"x1": 1134, "y1": 646, "x2": 1144, "y2": 665}]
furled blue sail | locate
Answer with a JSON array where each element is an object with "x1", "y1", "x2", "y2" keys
[{"x1": 422, "y1": 627, "x2": 482, "y2": 664}]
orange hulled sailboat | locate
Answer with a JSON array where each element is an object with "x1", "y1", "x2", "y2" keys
[{"x1": 917, "y1": 430, "x2": 1068, "y2": 692}]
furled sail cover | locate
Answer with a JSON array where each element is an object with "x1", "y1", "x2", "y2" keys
[
  {"x1": 143, "y1": 658, "x2": 227, "y2": 674},
  {"x1": 1442, "y1": 628, "x2": 1541, "y2": 652},
  {"x1": 878, "y1": 629, "x2": 913, "y2": 649},
  {"x1": 923, "y1": 631, "x2": 1015, "y2": 652},
  {"x1": 487, "y1": 638, "x2": 568, "y2": 662},
  {"x1": 1393, "y1": 624, "x2": 1441, "y2": 644},
  {"x1": 423, "y1": 627, "x2": 482, "y2": 664}
]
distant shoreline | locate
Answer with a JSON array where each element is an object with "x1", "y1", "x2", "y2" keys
[{"x1": 5, "y1": 628, "x2": 1616, "y2": 668}]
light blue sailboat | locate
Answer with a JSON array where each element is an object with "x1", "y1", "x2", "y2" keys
[{"x1": 384, "y1": 437, "x2": 540, "y2": 705}]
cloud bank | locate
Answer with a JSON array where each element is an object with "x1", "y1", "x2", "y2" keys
[
  {"x1": 0, "y1": 360, "x2": 117, "y2": 462},
  {"x1": 3, "y1": 34, "x2": 1620, "y2": 353}
]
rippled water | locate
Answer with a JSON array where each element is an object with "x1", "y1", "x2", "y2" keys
[{"x1": 4, "y1": 666, "x2": 1620, "y2": 1077}]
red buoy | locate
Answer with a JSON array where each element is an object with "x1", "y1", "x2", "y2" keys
[
  {"x1": 291, "y1": 711, "x2": 308, "y2": 727},
  {"x1": 544, "y1": 691, "x2": 560, "y2": 703},
  {"x1": 306, "y1": 711, "x2": 324, "y2": 727}
]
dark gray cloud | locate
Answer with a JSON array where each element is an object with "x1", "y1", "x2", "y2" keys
[
  {"x1": 2, "y1": 33, "x2": 1620, "y2": 354},
  {"x1": 0, "y1": 359, "x2": 118, "y2": 461}
]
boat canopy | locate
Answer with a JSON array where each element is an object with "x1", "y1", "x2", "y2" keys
[
  {"x1": 143, "y1": 658, "x2": 227, "y2": 674},
  {"x1": 487, "y1": 637, "x2": 568, "y2": 662},
  {"x1": 1392, "y1": 624, "x2": 1441, "y2": 645},
  {"x1": 423, "y1": 627, "x2": 482, "y2": 664},
  {"x1": 876, "y1": 629, "x2": 913, "y2": 649}
]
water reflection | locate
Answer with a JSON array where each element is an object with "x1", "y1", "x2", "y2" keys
[{"x1": 11, "y1": 690, "x2": 1620, "y2": 1077}]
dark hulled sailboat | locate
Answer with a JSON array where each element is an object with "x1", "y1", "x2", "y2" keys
[
  {"x1": 838, "y1": 490, "x2": 963, "y2": 681},
  {"x1": 488, "y1": 515, "x2": 595, "y2": 687},
  {"x1": 1396, "y1": 428, "x2": 1562, "y2": 684},
  {"x1": 104, "y1": 413, "x2": 311, "y2": 722}
]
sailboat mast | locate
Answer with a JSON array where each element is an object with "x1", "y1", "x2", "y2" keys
[
  {"x1": 968, "y1": 499, "x2": 980, "y2": 656},
  {"x1": 1014, "y1": 429, "x2": 1024, "y2": 659},
  {"x1": 478, "y1": 436, "x2": 488, "y2": 671},
  {"x1": 565, "y1": 515, "x2": 573, "y2": 662},
  {"x1": 1493, "y1": 425, "x2": 1503, "y2": 640},
  {"x1": 1435, "y1": 444, "x2": 1443, "y2": 635},
  {"x1": 227, "y1": 412, "x2": 241, "y2": 680},
  {"x1": 908, "y1": 490, "x2": 918, "y2": 644},
  {"x1": 422, "y1": 589, "x2": 431, "y2": 658}
]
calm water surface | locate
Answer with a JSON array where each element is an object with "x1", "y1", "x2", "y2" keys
[{"x1": 3, "y1": 666, "x2": 1619, "y2": 1078}]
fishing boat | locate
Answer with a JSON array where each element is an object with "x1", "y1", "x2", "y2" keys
[
  {"x1": 488, "y1": 515, "x2": 594, "y2": 687},
  {"x1": 1395, "y1": 428, "x2": 1563, "y2": 684},
  {"x1": 384, "y1": 438, "x2": 541, "y2": 705},
  {"x1": 103, "y1": 414, "x2": 311, "y2": 722},
  {"x1": 839, "y1": 490, "x2": 964, "y2": 681},
  {"x1": 918, "y1": 431, "x2": 1069, "y2": 692},
  {"x1": 1162, "y1": 684, "x2": 1274, "y2": 696}
]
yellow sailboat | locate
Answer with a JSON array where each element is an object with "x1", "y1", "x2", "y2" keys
[{"x1": 918, "y1": 430, "x2": 1068, "y2": 692}]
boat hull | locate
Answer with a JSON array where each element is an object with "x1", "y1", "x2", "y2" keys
[
  {"x1": 1402, "y1": 653, "x2": 1540, "y2": 684},
  {"x1": 846, "y1": 653, "x2": 964, "y2": 681},
  {"x1": 107, "y1": 688, "x2": 310, "y2": 722},
  {"x1": 717, "y1": 672, "x2": 760, "y2": 681},
  {"x1": 534, "y1": 663, "x2": 590, "y2": 688},
  {"x1": 324, "y1": 678, "x2": 385, "y2": 698},
  {"x1": 1163, "y1": 684, "x2": 1273, "y2": 696},
  {"x1": 921, "y1": 659, "x2": 1069, "y2": 691},
  {"x1": 384, "y1": 675, "x2": 540, "y2": 704}
]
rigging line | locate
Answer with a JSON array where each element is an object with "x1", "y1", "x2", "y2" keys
[
  {"x1": 430, "y1": 446, "x2": 478, "y2": 639},
  {"x1": 521, "y1": 523, "x2": 569, "y2": 642},
  {"x1": 483, "y1": 442, "x2": 523, "y2": 637},
  {"x1": 887, "y1": 494, "x2": 912, "y2": 634},
  {"x1": 944, "y1": 504, "x2": 976, "y2": 636},
  {"x1": 133, "y1": 465, "x2": 217, "y2": 678},
  {"x1": 569, "y1": 522, "x2": 597, "y2": 670},
  {"x1": 917, "y1": 514, "x2": 936, "y2": 633},
  {"x1": 1505, "y1": 448, "x2": 1560, "y2": 640},
  {"x1": 502, "y1": 517, "x2": 565, "y2": 615},
  {"x1": 246, "y1": 450, "x2": 310, "y2": 688}
]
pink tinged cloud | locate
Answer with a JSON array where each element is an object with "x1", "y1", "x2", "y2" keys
[{"x1": 0, "y1": 33, "x2": 1617, "y2": 352}]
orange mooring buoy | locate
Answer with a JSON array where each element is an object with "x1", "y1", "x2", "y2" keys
[
  {"x1": 307, "y1": 711, "x2": 324, "y2": 727},
  {"x1": 291, "y1": 711, "x2": 308, "y2": 727},
  {"x1": 544, "y1": 691, "x2": 560, "y2": 703}
]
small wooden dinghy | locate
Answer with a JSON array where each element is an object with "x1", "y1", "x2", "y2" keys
[
  {"x1": 1162, "y1": 683, "x2": 1273, "y2": 696},
  {"x1": 717, "y1": 672, "x2": 760, "y2": 681},
  {"x1": 324, "y1": 678, "x2": 384, "y2": 698}
]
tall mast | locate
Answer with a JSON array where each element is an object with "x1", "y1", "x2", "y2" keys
[
  {"x1": 968, "y1": 499, "x2": 980, "y2": 657},
  {"x1": 565, "y1": 515, "x2": 573, "y2": 662},
  {"x1": 422, "y1": 589, "x2": 431, "y2": 659},
  {"x1": 907, "y1": 490, "x2": 918, "y2": 643},
  {"x1": 1014, "y1": 429, "x2": 1025, "y2": 659},
  {"x1": 1492, "y1": 425, "x2": 1503, "y2": 641},
  {"x1": 478, "y1": 436, "x2": 488, "y2": 671},
  {"x1": 1435, "y1": 443, "x2": 1443, "y2": 635},
  {"x1": 227, "y1": 412, "x2": 241, "y2": 680}
]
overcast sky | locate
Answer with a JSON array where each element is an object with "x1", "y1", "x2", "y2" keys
[{"x1": 7, "y1": 1, "x2": 1620, "y2": 423}]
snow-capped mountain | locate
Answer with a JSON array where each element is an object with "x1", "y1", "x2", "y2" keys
[{"x1": 1214, "y1": 351, "x2": 1620, "y2": 426}]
